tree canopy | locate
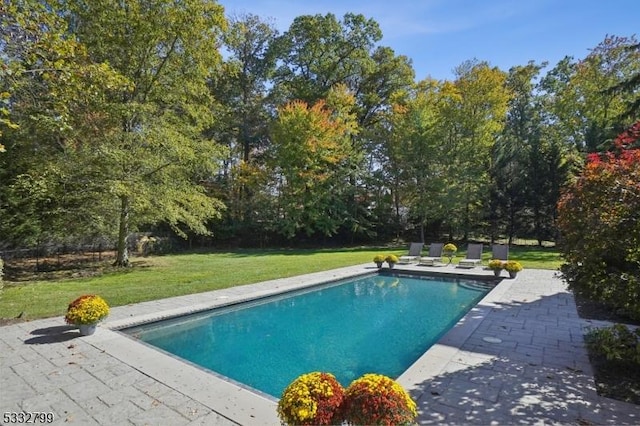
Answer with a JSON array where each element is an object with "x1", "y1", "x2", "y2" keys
[
  {"x1": 1, "y1": 0, "x2": 228, "y2": 265},
  {"x1": 1, "y1": 3, "x2": 638, "y2": 255}
]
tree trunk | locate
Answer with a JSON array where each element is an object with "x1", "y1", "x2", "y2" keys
[
  {"x1": 393, "y1": 183, "x2": 401, "y2": 239},
  {"x1": 533, "y1": 202, "x2": 543, "y2": 246},
  {"x1": 114, "y1": 195, "x2": 130, "y2": 267},
  {"x1": 463, "y1": 201, "x2": 470, "y2": 242}
]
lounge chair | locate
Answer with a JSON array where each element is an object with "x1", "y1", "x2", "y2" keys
[
  {"x1": 457, "y1": 243, "x2": 483, "y2": 268},
  {"x1": 398, "y1": 242, "x2": 424, "y2": 264},
  {"x1": 492, "y1": 244, "x2": 509, "y2": 261},
  {"x1": 418, "y1": 243, "x2": 444, "y2": 266}
]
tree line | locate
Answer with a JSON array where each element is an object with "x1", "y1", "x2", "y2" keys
[{"x1": 1, "y1": 1, "x2": 639, "y2": 265}]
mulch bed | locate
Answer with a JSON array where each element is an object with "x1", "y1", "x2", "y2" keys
[
  {"x1": 3, "y1": 251, "x2": 117, "y2": 282},
  {"x1": 574, "y1": 294, "x2": 640, "y2": 405},
  {"x1": 0, "y1": 317, "x2": 25, "y2": 327}
]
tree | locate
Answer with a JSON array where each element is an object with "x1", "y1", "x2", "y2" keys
[
  {"x1": 353, "y1": 46, "x2": 414, "y2": 241},
  {"x1": 270, "y1": 13, "x2": 414, "y2": 129},
  {"x1": 0, "y1": 0, "x2": 128, "y2": 247},
  {"x1": 269, "y1": 91, "x2": 357, "y2": 238},
  {"x1": 574, "y1": 36, "x2": 639, "y2": 150},
  {"x1": 541, "y1": 36, "x2": 640, "y2": 154},
  {"x1": 64, "y1": 0, "x2": 228, "y2": 266},
  {"x1": 490, "y1": 64, "x2": 542, "y2": 242},
  {"x1": 214, "y1": 13, "x2": 277, "y2": 163},
  {"x1": 270, "y1": 13, "x2": 414, "y2": 242},
  {"x1": 605, "y1": 40, "x2": 640, "y2": 120},
  {"x1": 271, "y1": 13, "x2": 382, "y2": 105},
  {"x1": 440, "y1": 60, "x2": 511, "y2": 239},
  {"x1": 379, "y1": 79, "x2": 451, "y2": 241},
  {"x1": 491, "y1": 62, "x2": 572, "y2": 245},
  {"x1": 208, "y1": 14, "x2": 278, "y2": 242}
]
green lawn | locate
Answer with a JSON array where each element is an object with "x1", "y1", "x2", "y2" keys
[{"x1": 0, "y1": 245, "x2": 561, "y2": 321}]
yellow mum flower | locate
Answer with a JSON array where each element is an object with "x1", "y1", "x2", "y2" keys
[
  {"x1": 65, "y1": 295, "x2": 110, "y2": 325},
  {"x1": 277, "y1": 372, "x2": 344, "y2": 425}
]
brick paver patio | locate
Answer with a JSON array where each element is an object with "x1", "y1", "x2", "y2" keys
[{"x1": 1, "y1": 266, "x2": 638, "y2": 425}]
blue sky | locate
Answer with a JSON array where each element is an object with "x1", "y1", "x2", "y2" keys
[{"x1": 218, "y1": 0, "x2": 640, "y2": 81}]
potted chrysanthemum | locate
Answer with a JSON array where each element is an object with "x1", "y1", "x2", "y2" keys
[
  {"x1": 443, "y1": 243, "x2": 457, "y2": 264},
  {"x1": 373, "y1": 255, "x2": 386, "y2": 268},
  {"x1": 488, "y1": 259, "x2": 505, "y2": 277},
  {"x1": 504, "y1": 260, "x2": 523, "y2": 278},
  {"x1": 385, "y1": 254, "x2": 399, "y2": 269},
  {"x1": 341, "y1": 373, "x2": 417, "y2": 425},
  {"x1": 277, "y1": 372, "x2": 345, "y2": 426},
  {"x1": 64, "y1": 295, "x2": 110, "y2": 336}
]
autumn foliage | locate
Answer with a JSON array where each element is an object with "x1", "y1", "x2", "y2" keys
[
  {"x1": 341, "y1": 374, "x2": 417, "y2": 425},
  {"x1": 277, "y1": 372, "x2": 345, "y2": 426},
  {"x1": 557, "y1": 121, "x2": 640, "y2": 319},
  {"x1": 270, "y1": 94, "x2": 356, "y2": 238},
  {"x1": 277, "y1": 372, "x2": 417, "y2": 426}
]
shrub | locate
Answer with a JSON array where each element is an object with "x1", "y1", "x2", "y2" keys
[
  {"x1": 342, "y1": 374, "x2": 417, "y2": 426},
  {"x1": 64, "y1": 295, "x2": 110, "y2": 325},
  {"x1": 385, "y1": 254, "x2": 399, "y2": 264},
  {"x1": 585, "y1": 324, "x2": 640, "y2": 364},
  {"x1": 277, "y1": 372, "x2": 345, "y2": 426},
  {"x1": 0, "y1": 257, "x2": 3, "y2": 291},
  {"x1": 557, "y1": 121, "x2": 640, "y2": 320}
]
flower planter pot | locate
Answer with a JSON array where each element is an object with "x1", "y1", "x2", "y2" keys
[
  {"x1": 492, "y1": 269, "x2": 501, "y2": 277},
  {"x1": 375, "y1": 262, "x2": 383, "y2": 268},
  {"x1": 65, "y1": 295, "x2": 109, "y2": 333},
  {"x1": 387, "y1": 262, "x2": 396, "y2": 269},
  {"x1": 79, "y1": 324, "x2": 97, "y2": 336},
  {"x1": 508, "y1": 271, "x2": 518, "y2": 279}
]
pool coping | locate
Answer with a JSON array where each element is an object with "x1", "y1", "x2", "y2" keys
[
  {"x1": 395, "y1": 267, "x2": 514, "y2": 395},
  {"x1": 88, "y1": 263, "x2": 510, "y2": 425}
]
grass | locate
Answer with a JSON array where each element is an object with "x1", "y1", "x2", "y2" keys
[
  {"x1": 489, "y1": 245, "x2": 563, "y2": 270},
  {"x1": 0, "y1": 245, "x2": 561, "y2": 321}
]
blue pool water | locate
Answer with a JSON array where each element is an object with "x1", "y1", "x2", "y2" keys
[{"x1": 123, "y1": 272, "x2": 491, "y2": 398}]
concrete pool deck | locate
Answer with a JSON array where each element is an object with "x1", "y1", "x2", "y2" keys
[{"x1": 1, "y1": 265, "x2": 639, "y2": 425}]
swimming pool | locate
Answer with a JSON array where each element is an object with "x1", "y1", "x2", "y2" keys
[{"x1": 123, "y1": 272, "x2": 492, "y2": 398}]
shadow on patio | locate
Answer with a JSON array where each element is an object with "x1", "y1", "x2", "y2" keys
[{"x1": 407, "y1": 291, "x2": 640, "y2": 425}]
